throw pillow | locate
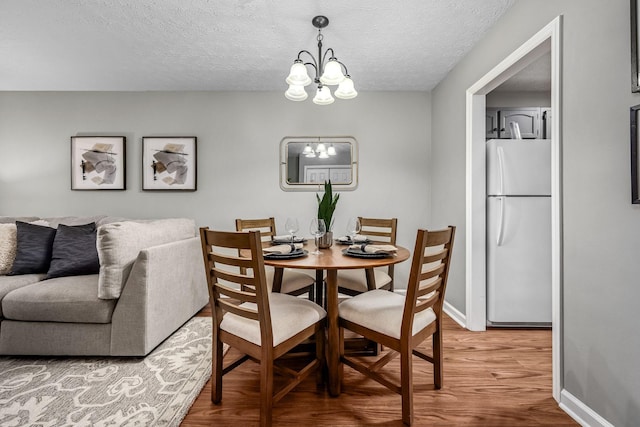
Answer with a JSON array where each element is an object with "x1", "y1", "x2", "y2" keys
[
  {"x1": 0, "y1": 223, "x2": 17, "y2": 274},
  {"x1": 46, "y1": 222, "x2": 100, "y2": 279},
  {"x1": 97, "y1": 218, "x2": 196, "y2": 299},
  {"x1": 9, "y1": 221, "x2": 57, "y2": 275}
]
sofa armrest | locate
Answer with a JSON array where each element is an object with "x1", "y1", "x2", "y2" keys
[{"x1": 109, "y1": 236, "x2": 209, "y2": 355}]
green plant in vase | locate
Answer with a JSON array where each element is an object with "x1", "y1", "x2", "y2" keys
[{"x1": 316, "y1": 180, "x2": 339, "y2": 247}]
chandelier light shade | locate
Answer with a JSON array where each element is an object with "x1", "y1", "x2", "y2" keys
[
  {"x1": 286, "y1": 60, "x2": 312, "y2": 86},
  {"x1": 285, "y1": 83, "x2": 309, "y2": 101},
  {"x1": 335, "y1": 76, "x2": 358, "y2": 99},
  {"x1": 320, "y1": 58, "x2": 345, "y2": 85},
  {"x1": 313, "y1": 85, "x2": 334, "y2": 105},
  {"x1": 285, "y1": 15, "x2": 357, "y2": 105}
]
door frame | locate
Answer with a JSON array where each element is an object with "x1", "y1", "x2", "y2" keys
[{"x1": 465, "y1": 16, "x2": 563, "y2": 401}]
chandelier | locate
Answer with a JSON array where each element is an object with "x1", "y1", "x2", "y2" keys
[{"x1": 285, "y1": 15, "x2": 358, "y2": 105}]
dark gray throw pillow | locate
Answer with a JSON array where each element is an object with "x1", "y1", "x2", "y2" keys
[
  {"x1": 9, "y1": 221, "x2": 57, "y2": 275},
  {"x1": 46, "y1": 222, "x2": 100, "y2": 279}
]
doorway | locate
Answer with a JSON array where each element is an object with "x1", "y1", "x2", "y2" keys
[{"x1": 465, "y1": 17, "x2": 562, "y2": 401}]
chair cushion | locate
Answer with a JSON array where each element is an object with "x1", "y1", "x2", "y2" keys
[
  {"x1": 2, "y1": 274, "x2": 117, "y2": 324},
  {"x1": 96, "y1": 218, "x2": 195, "y2": 299},
  {"x1": 338, "y1": 289, "x2": 436, "y2": 340},
  {"x1": 265, "y1": 268, "x2": 314, "y2": 294},
  {"x1": 220, "y1": 292, "x2": 326, "y2": 346},
  {"x1": 0, "y1": 274, "x2": 45, "y2": 318},
  {"x1": 337, "y1": 268, "x2": 392, "y2": 293}
]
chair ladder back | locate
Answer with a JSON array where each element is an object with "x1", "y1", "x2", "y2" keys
[
  {"x1": 402, "y1": 226, "x2": 456, "y2": 335},
  {"x1": 235, "y1": 217, "x2": 277, "y2": 242},
  {"x1": 200, "y1": 227, "x2": 273, "y2": 339},
  {"x1": 358, "y1": 217, "x2": 397, "y2": 244},
  {"x1": 359, "y1": 217, "x2": 398, "y2": 290}
]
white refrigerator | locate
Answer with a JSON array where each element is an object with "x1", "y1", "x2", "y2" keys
[{"x1": 486, "y1": 139, "x2": 552, "y2": 325}]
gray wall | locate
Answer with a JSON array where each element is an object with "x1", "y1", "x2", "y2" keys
[
  {"x1": 486, "y1": 90, "x2": 551, "y2": 107},
  {"x1": 0, "y1": 91, "x2": 432, "y2": 287},
  {"x1": 431, "y1": 0, "x2": 640, "y2": 425}
]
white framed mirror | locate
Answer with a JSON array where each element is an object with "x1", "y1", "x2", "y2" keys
[{"x1": 279, "y1": 136, "x2": 358, "y2": 191}]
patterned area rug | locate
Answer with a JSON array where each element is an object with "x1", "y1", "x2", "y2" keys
[{"x1": 0, "y1": 317, "x2": 217, "y2": 427}]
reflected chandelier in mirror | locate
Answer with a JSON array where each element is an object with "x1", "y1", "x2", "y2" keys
[{"x1": 280, "y1": 136, "x2": 358, "y2": 191}]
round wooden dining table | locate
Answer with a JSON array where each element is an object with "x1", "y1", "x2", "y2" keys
[{"x1": 263, "y1": 242, "x2": 411, "y2": 396}]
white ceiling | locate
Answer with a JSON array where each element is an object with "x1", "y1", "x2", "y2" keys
[{"x1": 0, "y1": 0, "x2": 516, "y2": 91}]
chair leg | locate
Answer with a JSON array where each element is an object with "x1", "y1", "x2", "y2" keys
[
  {"x1": 259, "y1": 359, "x2": 274, "y2": 427},
  {"x1": 211, "y1": 335, "x2": 223, "y2": 403},
  {"x1": 338, "y1": 327, "x2": 345, "y2": 384},
  {"x1": 400, "y1": 346, "x2": 413, "y2": 425},
  {"x1": 316, "y1": 327, "x2": 326, "y2": 386},
  {"x1": 433, "y1": 326, "x2": 443, "y2": 389}
]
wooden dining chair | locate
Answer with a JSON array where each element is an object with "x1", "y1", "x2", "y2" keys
[
  {"x1": 338, "y1": 226, "x2": 455, "y2": 425},
  {"x1": 200, "y1": 228, "x2": 326, "y2": 427},
  {"x1": 337, "y1": 217, "x2": 398, "y2": 296},
  {"x1": 236, "y1": 217, "x2": 315, "y2": 300}
]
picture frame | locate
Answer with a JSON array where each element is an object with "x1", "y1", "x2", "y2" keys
[
  {"x1": 632, "y1": 105, "x2": 640, "y2": 204},
  {"x1": 632, "y1": 0, "x2": 640, "y2": 92},
  {"x1": 71, "y1": 136, "x2": 126, "y2": 190},
  {"x1": 142, "y1": 136, "x2": 197, "y2": 191}
]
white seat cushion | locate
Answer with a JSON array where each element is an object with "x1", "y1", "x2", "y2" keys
[
  {"x1": 265, "y1": 268, "x2": 314, "y2": 294},
  {"x1": 337, "y1": 268, "x2": 392, "y2": 293},
  {"x1": 220, "y1": 292, "x2": 326, "y2": 346},
  {"x1": 338, "y1": 290, "x2": 436, "y2": 340}
]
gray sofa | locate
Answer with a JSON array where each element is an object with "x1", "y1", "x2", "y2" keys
[{"x1": 0, "y1": 215, "x2": 209, "y2": 356}]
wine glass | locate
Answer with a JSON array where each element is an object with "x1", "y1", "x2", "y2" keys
[
  {"x1": 309, "y1": 218, "x2": 326, "y2": 255},
  {"x1": 346, "y1": 217, "x2": 361, "y2": 243},
  {"x1": 284, "y1": 217, "x2": 299, "y2": 245}
]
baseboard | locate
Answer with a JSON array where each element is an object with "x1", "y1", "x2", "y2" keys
[
  {"x1": 394, "y1": 291, "x2": 467, "y2": 329},
  {"x1": 559, "y1": 389, "x2": 614, "y2": 427},
  {"x1": 443, "y1": 301, "x2": 466, "y2": 328}
]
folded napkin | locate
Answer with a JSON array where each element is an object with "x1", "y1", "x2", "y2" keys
[
  {"x1": 273, "y1": 234, "x2": 293, "y2": 241},
  {"x1": 338, "y1": 234, "x2": 368, "y2": 243},
  {"x1": 264, "y1": 243, "x2": 303, "y2": 255},
  {"x1": 349, "y1": 244, "x2": 398, "y2": 254}
]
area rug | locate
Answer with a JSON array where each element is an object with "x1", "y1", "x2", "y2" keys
[{"x1": 0, "y1": 317, "x2": 217, "y2": 427}]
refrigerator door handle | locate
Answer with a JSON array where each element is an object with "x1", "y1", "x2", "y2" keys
[
  {"x1": 497, "y1": 196, "x2": 506, "y2": 246},
  {"x1": 497, "y1": 146, "x2": 505, "y2": 195}
]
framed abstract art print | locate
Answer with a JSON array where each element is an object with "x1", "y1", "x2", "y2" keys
[
  {"x1": 71, "y1": 136, "x2": 126, "y2": 190},
  {"x1": 142, "y1": 136, "x2": 197, "y2": 191}
]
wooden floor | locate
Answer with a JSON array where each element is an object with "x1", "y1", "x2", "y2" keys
[{"x1": 182, "y1": 305, "x2": 577, "y2": 426}]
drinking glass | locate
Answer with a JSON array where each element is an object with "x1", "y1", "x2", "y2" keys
[
  {"x1": 309, "y1": 218, "x2": 326, "y2": 255},
  {"x1": 284, "y1": 217, "x2": 299, "y2": 244},
  {"x1": 346, "y1": 217, "x2": 361, "y2": 242}
]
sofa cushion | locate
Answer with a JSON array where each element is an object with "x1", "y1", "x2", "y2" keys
[
  {"x1": 97, "y1": 218, "x2": 196, "y2": 299},
  {"x1": 43, "y1": 215, "x2": 107, "y2": 229},
  {"x1": 0, "y1": 274, "x2": 45, "y2": 317},
  {"x1": 0, "y1": 224, "x2": 17, "y2": 275},
  {"x1": 2, "y1": 274, "x2": 116, "y2": 324},
  {"x1": 0, "y1": 216, "x2": 39, "y2": 224},
  {"x1": 9, "y1": 222, "x2": 57, "y2": 275},
  {"x1": 46, "y1": 223, "x2": 100, "y2": 279}
]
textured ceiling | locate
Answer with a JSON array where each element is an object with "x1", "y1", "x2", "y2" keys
[{"x1": 0, "y1": 0, "x2": 516, "y2": 91}]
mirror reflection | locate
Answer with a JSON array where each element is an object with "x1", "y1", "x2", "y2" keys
[{"x1": 280, "y1": 136, "x2": 358, "y2": 191}]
